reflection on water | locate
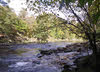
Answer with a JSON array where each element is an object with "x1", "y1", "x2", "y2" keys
[
  {"x1": 0, "y1": 47, "x2": 41, "y2": 57},
  {"x1": 0, "y1": 47, "x2": 15, "y2": 56},
  {"x1": 14, "y1": 48, "x2": 41, "y2": 56},
  {"x1": 0, "y1": 42, "x2": 71, "y2": 57}
]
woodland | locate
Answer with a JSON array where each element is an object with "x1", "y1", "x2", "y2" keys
[{"x1": 0, "y1": 0, "x2": 100, "y2": 72}]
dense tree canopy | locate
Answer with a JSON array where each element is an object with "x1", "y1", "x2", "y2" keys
[
  {"x1": 33, "y1": 13, "x2": 80, "y2": 42},
  {"x1": 26, "y1": 0, "x2": 100, "y2": 47},
  {"x1": 0, "y1": 6, "x2": 28, "y2": 42}
]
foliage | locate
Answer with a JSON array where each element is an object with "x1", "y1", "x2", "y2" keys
[
  {"x1": 0, "y1": 6, "x2": 28, "y2": 42},
  {"x1": 27, "y1": 0, "x2": 99, "y2": 42},
  {"x1": 18, "y1": 9, "x2": 38, "y2": 38},
  {"x1": 34, "y1": 13, "x2": 78, "y2": 42},
  {"x1": 18, "y1": 8, "x2": 81, "y2": 43},
  {"x1": 34, "y1": 13, "x2": 55, "y2": 42}
]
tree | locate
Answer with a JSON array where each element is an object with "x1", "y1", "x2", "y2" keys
[
  {"x1": 18, "y1": 9, "x2": 36, "y2": 38},
  {"x1": 34, "y1": 13, "x2": 66, "y2": 42},
  {"x1": 26, "y1": 0, "x2": 99, "y2": 53},
  {"x1": 0, "y1": 6, "x2": 28, "y2": 42},
  {"x1": 26, "y1": 0, "x2": 100, "y2": 71},
  {"x1": 34, "y1": 12, "x2": 78, "y2": 42},
  {"x1": 19, "y1": 8, "x2": 28, "y2": 19}
]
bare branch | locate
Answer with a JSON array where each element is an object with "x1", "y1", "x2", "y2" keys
[{"x1": 62, "y1": 21, "x2": 83, "y2": 31}]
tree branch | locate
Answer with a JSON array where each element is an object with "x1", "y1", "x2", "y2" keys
[
  {"x1": 63, "y1": 24, "x2": 86, "y2": 39},
  {"x1": 83, "y1": 6, "x2": 93, "y2": 29}
]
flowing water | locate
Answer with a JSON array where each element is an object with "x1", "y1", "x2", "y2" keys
[{"x1": 0, "y1": 42, "x2": 92, "y2": 72}]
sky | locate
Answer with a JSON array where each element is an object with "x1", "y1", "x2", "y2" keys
[
  {"x1": 7, "y1": 0, "x2": 27, "y2": 15},
  {"x1": 1, "y1": 0, "x2": 67, "y2": 19},
  {"x1": 0, "y1": 0, "x2": 84, "y2": 21}
]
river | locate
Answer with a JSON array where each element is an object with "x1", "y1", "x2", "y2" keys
[{"x1": 0, "y1": 42, "x2": 92, "y2": 72}]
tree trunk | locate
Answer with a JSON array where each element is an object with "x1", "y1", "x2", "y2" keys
[{"x1": 88, "y1": 32, "x2": 97, "y2": 72}]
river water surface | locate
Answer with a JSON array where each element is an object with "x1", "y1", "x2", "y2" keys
[{"x1": 0, "y1": 42, "x2": 92, "y2": 72}]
